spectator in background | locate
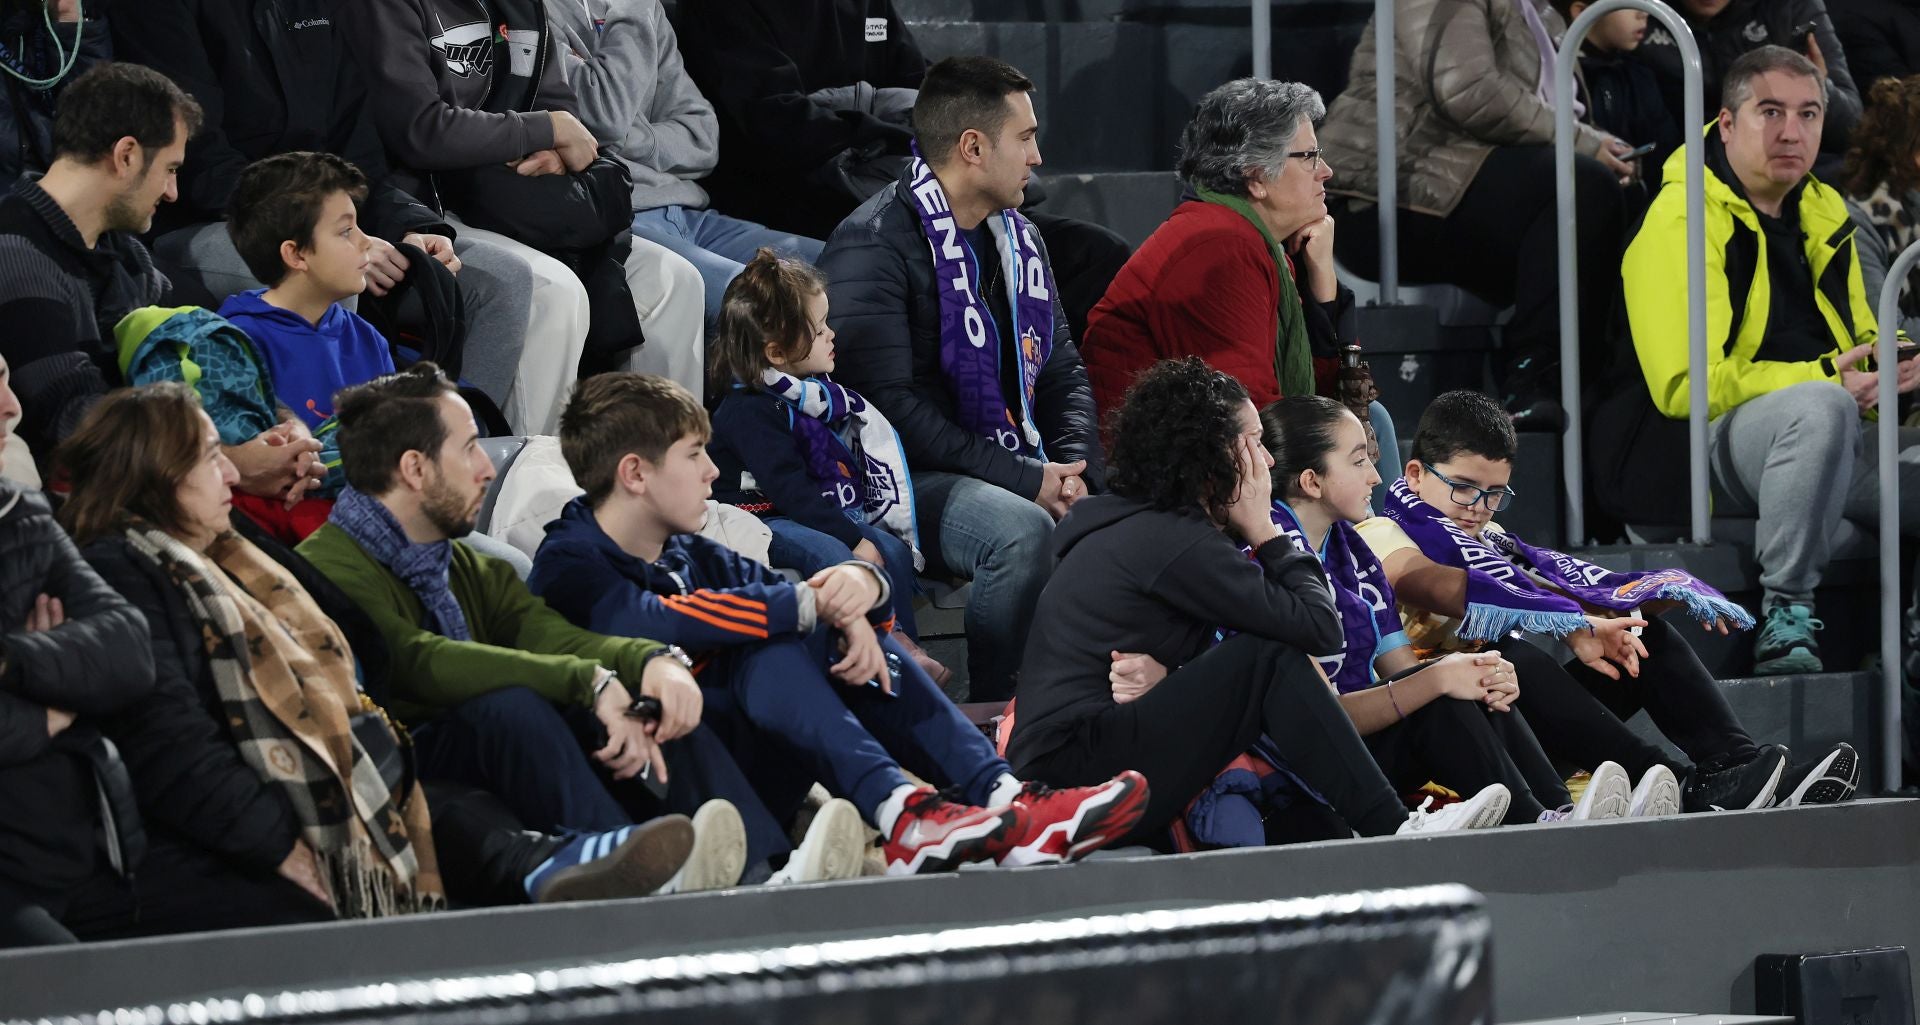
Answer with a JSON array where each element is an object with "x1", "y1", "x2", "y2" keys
[
  {"x1": 545, "y1": 0, "x2": 823, "y2": 327},
  {"x1": 1828, "y1": 0, "x2": 1920, "y2": 92},
  {"x1": 0, "y1": 0, "x2": 111, "y2": 183},
  {"x1": 1554, "y1": 0, "x2": 1684, "y2": 198},
  {"x1": 1083, "y1": 78, "x2": 1401, "y2": 501},
  {"x1": 821, "y1": 56, "x2": 1105, "y2": 702},
  {"x1": 1842, "y1": 74, "x2": 1920, "y2": 339},
  {"x1": 1320, "y1": 0, "x2": 1631, "y2": 430}
]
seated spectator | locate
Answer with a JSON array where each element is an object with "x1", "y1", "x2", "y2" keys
[
  {"x1": 545, "y1": 0, "x2": 824, "y2": 325},
  {"x1": 705, "y1": 249, "x2": 946, "y2": 682},
  {"x1": 1553, "y1": 0, "x2": 1684, "y2": 188},
  {"x1": 1638, "y1": 0, "x2": 1863, "y2": 168},
  {"x1": 0, "y1": 0, "x2": 110, "y2": 183},
  {"x1": 56, "y1": 383, "x2": 701, "y2": 928},
  {"x1": 1829, "y1": 0, "x2": 1920, "y2": 92},
  {"x1": 1261, "y1": 395, "x2": 1648, "y2": 824},
  {"x1": 1360, "y1": 390, "x2": 1862, "y2": 810},
  {"x1": 1083, "y1": 78, "x2": 1401, "y2": 499},
  {"x1": 1007, "y1": 357, "x2": 1511, "y2": 846},
  {"x1": 675, "y1": 0, "x2": 1131, "y2": 345},
  {"x1": 530, "y1": 371, "x2": 1147, "y2": 872},
  {"x1": 1320, "y1": 0, "x2": 1631, "y2": 428},
  {"x1": 296, "y1": 363, "x2": 767, "y2": 890},
  {"x1": 109, "y1": 0, "x2": 550, "y2": 435},
  {"x1": 1842, "y1": 74, "x2": 1920, "y2": 339},
  {"x1": 821, "y1": 56, "x2": 1105, "y2": 702},
  {"x1": 1616, "y1": 46, "x2": 1919, "y2": 673}
]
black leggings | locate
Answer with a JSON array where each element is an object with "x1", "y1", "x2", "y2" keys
[
  {"x1": 1503, "y1": 617, "x2": 1756, "y2": 779},
  {"x1": 1364, "y1": 696, "x2": 1569, "y2": 823},
  {"x1": 1014, "y1": 633, "x2": 1410, "y2": 844}
]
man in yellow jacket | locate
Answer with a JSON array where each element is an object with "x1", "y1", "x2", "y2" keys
[{"x1": 1623, "y1": 45, "x2": 1919, "y2": 674}]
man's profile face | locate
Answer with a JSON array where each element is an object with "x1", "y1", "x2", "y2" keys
[
  {"x1": 981, "y1": 92, "x2": 1042, "y2": 211},
  {"x1": 1719, "y1": 71, "x2": 1824, "y2": 192},
  {"x1": 419, "y1": 392, "x2": 494, "y2": 540},
  {"x1": 104, "y1": 116, "x2": 187, "y2": 235}
]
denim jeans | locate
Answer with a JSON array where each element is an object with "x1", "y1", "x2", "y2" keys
[
  {"x1": 912, "y1": 471, "x2": 1056, "y2": 702},
  {"x1": 764, "y1": 516, "x2": 921, "y2": 638},
  {"x1": 631, "y1": 205, "x2": 824, "y2": 325}
]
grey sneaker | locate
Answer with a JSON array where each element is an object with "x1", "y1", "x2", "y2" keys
[
  {"x1": 658, "y1": 800, "x2": 748, "y2": 893},
  {"x1": 1627, "y1": 765, "x2": 1682, "y2": 818},
  {"x1": 1536, "y1": 761, "x2": 1632, "y2": 822},
  {"x1": 1755, "y1": 602, "x2": 1825, "y2": 674}
]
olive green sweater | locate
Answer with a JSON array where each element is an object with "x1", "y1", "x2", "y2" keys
[{"x1": 298, "y1": 523, "x2": 663, "y2": 727}]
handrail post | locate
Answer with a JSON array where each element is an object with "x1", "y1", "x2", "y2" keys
[
  {"x1": 1556, "y1": 0, "x2": 1706, "y2": 544},
  {"x1": 1251, "y1": 0, "x2": 1270, "y2": 80},
  {"x1": 1375, "y1": 0, "x2": 1397, "y2": 303},
  {"x1": 1873, "y1": 243, "x2": 1915, "y2": 794}
]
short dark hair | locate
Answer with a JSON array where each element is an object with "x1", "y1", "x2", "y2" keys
[
  {"x1": 1722, "y1": 45, "x2": 1820, "y2": 114},
  {"x1": 912, "y1": 56, "x2": 1035, "y2": 166},
  {"x1": 1259, "y1": 395, "x2": 1353, "y2": 499},
  {"x1": 1107, "y1": 357, "x2": 1250, "y2": 525},
  {"x1": 1409, "y1": 390, "x2": 1518, "y2": 465},
  {"x1": 559, "y1": 372, "x2": 710, "y2": 508},
  {"x1": 56, "y1": 382, "x2": 207, "y2": 546},
  {"x1": 226, "y1": 152, "x2": 369, "y2": 286},
  {"x1": 334, "y1": 363, "x2": 461, "y2": 494},
  {"x1": 51, "y1": 62, "x2": 202, "y2": 165},
  {"x1": 708, "y1": 248, "x2": 828, "y2": 395}
]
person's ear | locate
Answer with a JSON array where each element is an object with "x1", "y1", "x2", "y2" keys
[
  {"x1": 958, "y1": 128, "x2": 986, "y2": 167},
  {"x1": 396, "y1": 449, "x2": 432, "y2": 492},
  {"x1": 1246, "y1": 175, "x2": 1268, "y2": 201},
  {"x1": 110, "y1": 136, "x2": 141, "y2": 179},
  {"x1": 1568, "y1": 0, "x2": 1588, "y2": 19},
  {"x1": 617, "y1": 452, "x2": 650, "y2": 496},
  {"x1": 1718, "y1": 108, "x2": 1735, "y2": 140},
  {"x1": 1296, "y1": 467, "x2": 1323, "y2": 500},
  {"x1": 762, "y1": 340, "x2": 788, "y2": 368},
  {"x1": 279, "y1": 239, "x2": 308, "y2": 275},
  {"x1": 1402, "y1": 459, "x2": 1423, "y2": 485}
]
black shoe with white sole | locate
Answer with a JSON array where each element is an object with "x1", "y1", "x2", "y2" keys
[
  {"x1": 1682, "y1": 744, "x2": 1788, "y2": 812},
  {"x1": 1775, "y1": 743, "x2": 1861, "y2": 807}
]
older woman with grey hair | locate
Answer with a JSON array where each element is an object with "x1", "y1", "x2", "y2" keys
[{"x1": 1083, "y1": 78, "x2": 1400, "y2": 490}]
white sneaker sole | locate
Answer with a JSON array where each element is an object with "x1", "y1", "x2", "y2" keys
[
  {"x1": 664, "y1": 800, "x2": 747, "y2": 893},
  {"x1": 1571, "y1": 761, "x2": 1632, "y2": 821},
  {"x1": 780, "y1": 798, "x2": 870, "y2": 883},
  {"x1": 1627, "y1": 765, "x2": 1681, "y2": 818}
]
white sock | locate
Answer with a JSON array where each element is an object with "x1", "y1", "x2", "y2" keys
[
  {"x1": 989, "y1": 774, "x2": 1023, "y2": 808},
  {"x1": 874, "y1": 783, "x2": 918, "y2": 835}
]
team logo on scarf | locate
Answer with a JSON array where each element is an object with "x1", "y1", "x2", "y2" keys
[{"x1": 762, "y1": 371, "x2": 924, "y2": 571}]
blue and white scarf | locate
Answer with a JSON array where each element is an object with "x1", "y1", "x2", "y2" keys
[
  {"x1": 762, "y1": 369, "x2": 923, "y2": 571},
  {"x1": 329, "y1": 485, "x2": 472, "y2": 641}
]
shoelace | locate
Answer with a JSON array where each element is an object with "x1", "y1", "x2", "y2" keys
[{"x1": 1759, "y1": 607, "x2": 1824, "y2": 650}]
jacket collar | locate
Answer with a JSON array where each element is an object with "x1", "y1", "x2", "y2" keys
[
  {"x1": 548, "y1": 496, "x2": 684, "y2": 590},
  {"x1": 11, "y1": 175, "x2": 90, "y2": 255}
]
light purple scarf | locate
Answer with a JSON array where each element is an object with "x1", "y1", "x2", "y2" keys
[{"x1": 1517, "y1": 0, "x2": 1585, "y2": 118}]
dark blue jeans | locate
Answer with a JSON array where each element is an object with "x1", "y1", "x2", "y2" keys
[
  {"x1": 911, "y1": 471, "x2": 1056, "y2": 702},
  {"x1": 764, "y1": 516, "x2": 920, "y2": 638}
]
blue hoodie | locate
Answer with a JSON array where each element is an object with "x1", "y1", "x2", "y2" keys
[{"x1": 218, "y1": 290, "x2": 395, "y2": 429}]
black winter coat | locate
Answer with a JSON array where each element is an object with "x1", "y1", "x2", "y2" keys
[
  {"x1": 1828, "y1": 0, "x2": 1920, "y2": 90},
  {"x1": 821, "y1": 175, "x2": 1106, "y2": 503},
  {"x1": 0, "y1": 6, "x2": 112, "y2": 184},
  {"x1": 0, "y1": 482, "x2": 154, "y2": 893}
]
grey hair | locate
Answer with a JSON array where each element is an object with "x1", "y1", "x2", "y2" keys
[
  {"x1": 1176, "y1": 78, "x2": 1325, "y2": 196},
  {"x1": 1721, "y1": 44, "x2": 1821, "y2": 115}
]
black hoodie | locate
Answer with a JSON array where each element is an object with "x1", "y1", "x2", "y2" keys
[{"x1": 1005, "y1": 494, "x2": 1342, "y2": 771}]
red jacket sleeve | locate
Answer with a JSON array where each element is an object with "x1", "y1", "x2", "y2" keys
[{"x1": 1142, "y1": 232, "x2": 1283, "y2": 407}]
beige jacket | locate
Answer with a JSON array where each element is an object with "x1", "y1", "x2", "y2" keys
[{"x1": 1320, "y1": 0, "x2": 1608, "y2": 218}]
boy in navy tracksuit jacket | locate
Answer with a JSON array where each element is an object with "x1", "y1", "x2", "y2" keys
[{"x1": 528, "y1": 372, "x2": 1148, "y2": 874}]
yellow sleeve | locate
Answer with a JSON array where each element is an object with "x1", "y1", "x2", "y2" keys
[{"x1": 1353, "y1": 516, "x2": 1416, "y2": 560}]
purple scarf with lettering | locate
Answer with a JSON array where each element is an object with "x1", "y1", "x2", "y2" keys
[
  {"x1": 1382, "y1": 478, "x2": 1754, "y2": 642},
  {"x1": 904, "y1": 157, "x2": 1056, "y2": 457},
  {"x1": 759, "y1": 370, "x2": 923, "y2": 570},
  {"x1": 1270, "y1": 501, "x2": 1401, "y2": 694}
]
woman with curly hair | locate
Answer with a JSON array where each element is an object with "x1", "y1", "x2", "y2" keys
[
  {"x1": 1843, "y1": 74, "x2": 1920, "y2": 341},
  {"x1": 1005, "y1": 358, "x2": 1510, "y2": 847}
]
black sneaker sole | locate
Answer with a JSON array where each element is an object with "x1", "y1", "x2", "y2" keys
[{"x1": 1783, "y1": 745, "x2": 1861, "y2": 807}]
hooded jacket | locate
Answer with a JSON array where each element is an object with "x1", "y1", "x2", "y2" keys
[
  {"x1": 1004, "y1": 494, "x2": 1341, "y2": 772},
  {"x1": 1828, "y1": 0, "x2": 1920, "y2": 93},
  {"x1": 218, "y1": 290, "x2": 396, "y2": 431},
  {"x1": 0, "y1": 7, "x2": 111, "y2": 184}
]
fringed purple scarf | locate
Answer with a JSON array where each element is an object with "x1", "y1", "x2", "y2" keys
[
  {"x1": 904, "y1": 156, "x2": 1055, "y2": 457},
  {"x1": 1382, "y1": 478, "x2": 1754, "y2": 642},
  {"x1": 1270, "y1": 500, "x2": 1401, "y2": 693},
  {"x1": 759, "y1": 370, "x2": 923, "y2": 571}
]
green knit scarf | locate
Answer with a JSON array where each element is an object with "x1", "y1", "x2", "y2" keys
[{"x1": 1195, "y1": 186, "x2": 1315, "y2": 398}]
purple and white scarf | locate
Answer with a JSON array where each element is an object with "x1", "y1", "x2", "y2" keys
[
  {"x1": 761, "y1": 370, "x2": 923, "y2": 571},
  {"x1": 1270, "y1": 500, "x2": 1402, "y2": 694},
  {"x1": 905, "y1": 157, "x2": 1056, "y2": 456},
  {"x1": 1382, "y1": 478, "x2": 1754, "y2": 643}
]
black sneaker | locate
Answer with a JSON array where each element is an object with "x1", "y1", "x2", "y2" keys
[
  {"x1": 1775, "y1": 742, "x2": 1861, "y2": 807},
  {"x1": 1501, "y1": 358, "x2": 1568, "y2": 433},
  {"x1": 1682, "y1": 744, "x2": 1789, "y2": 812}
]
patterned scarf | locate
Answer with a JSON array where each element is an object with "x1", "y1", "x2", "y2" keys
[
  {"x1": 329, "y1": 485, "x2": 471, "y2": 640},
  {"x1": 904, "y1": 156, "x2": 1056, "y2": 457},
  {"x1": 1382, "y1": 478, "x2": 1753, "y2": 642},
  {"x1": 759, "y1": 370, "x2": 923, "y2": 570},
  {"x1": 1194, "y1": 187, "x2": 1315, "y2": 399},
  {"x1": 1854, "y1": 181, "x2": 1920, "y2": 324},
  {"x1": 1270, "y1": 500, "x2": 1400, "y2": 693},
  {"x1": 120, "y1": 522, "x2": 442, "y2": 918}
]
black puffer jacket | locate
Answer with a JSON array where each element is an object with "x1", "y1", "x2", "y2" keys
[
  {"x1": 0, "y1": 481, "x2": 154, "y2": 893},
  {"x1": 821, "y1": 174, "x2": 1106, "y2": 502}
]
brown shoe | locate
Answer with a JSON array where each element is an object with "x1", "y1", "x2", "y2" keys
[{"x1": 893, "y1": 633, "x2": 952, "y2": 688}]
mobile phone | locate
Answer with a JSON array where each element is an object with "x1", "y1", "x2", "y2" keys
[
  {"x1": 866, "y1": 649, "x2": 904, "y2": 697},
  {"x1": 1790, "y1": 20, "x2": 1818, "y2": 40},
  {"x1": 1898, "y1": 344, "x2": 1920, "y2": 363},
  {"x1": 1621, "y1": 141, "x2": 1658, "y2": 160},
  {"x1": 635, "y1": 757, "x2": 670, "y2": 801}
]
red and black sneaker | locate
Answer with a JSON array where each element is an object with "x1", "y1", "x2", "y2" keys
[
  {"x1": 881, "y1": 787, "x2": 1026, "y2": 875},
  {"x1": 1000, "y1": 770, "x2": 1150, "y2": 866}
]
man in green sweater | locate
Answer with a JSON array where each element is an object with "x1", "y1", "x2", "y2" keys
[{"x1": 299, "y1": 363, "x2": 787, "y2": 887}]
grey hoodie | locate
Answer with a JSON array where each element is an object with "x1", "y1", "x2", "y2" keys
[{"x1": 545, "y1": 0, "x2": 719, "y2": 211}]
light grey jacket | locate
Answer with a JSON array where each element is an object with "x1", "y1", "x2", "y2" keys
[{"x1": 546, "y1": 0, "x2": 718, "y2": 211}]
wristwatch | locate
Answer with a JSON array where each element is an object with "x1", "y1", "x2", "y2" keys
[{"x1": 642, "y1": 644, "x2": 695, "y2": 671}]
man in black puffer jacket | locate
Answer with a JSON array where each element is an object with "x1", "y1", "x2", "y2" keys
[{"x1": 820, "y1": 56, "x2": 1104, "y2": 703}]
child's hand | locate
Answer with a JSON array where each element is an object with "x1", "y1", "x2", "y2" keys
[
  {"x1": 809, "y1": 564, "x2": 881, "y2": 627},
  {"x1": 833, "y1": 618, "x2": 888, "y2": 691},
  {"x1": 851, "y1": 537, "x2": 886, "y2": 567},
  {"x1": 1108, "y1": 650, "x2": 1167, "y2": 704},
  {"x1": 1567, "y1": 616, "x2": 1650, "y2": 680}
]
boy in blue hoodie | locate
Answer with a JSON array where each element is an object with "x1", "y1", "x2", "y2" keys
[
  {"x1": 529, "y1": 372, "x2": 1150, "y2": 874},
  {"x1": 218, "y1": 152, "x2": 396, "y2": 446}
]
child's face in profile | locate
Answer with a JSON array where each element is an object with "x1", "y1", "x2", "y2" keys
[
  {"x1": 295, "y1": 189, "x2": 372, "y2": 301},
  {"x1": 1589, "y1": 8, "x2": 1649, "y2": 52},
  {"x1": 640, "y1": 431, "x2": 720, "y2": 536},
  {"x1": 1409, "y1": 453, "x2": 1514, "y2": 537},
  {"x1": 772, "y1": 290, "x2": 836, "y2": 378}
]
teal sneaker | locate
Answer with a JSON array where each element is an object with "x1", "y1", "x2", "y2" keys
[{"x1": 1754, "y1": 602, "x2": 1825, "y2": 675}]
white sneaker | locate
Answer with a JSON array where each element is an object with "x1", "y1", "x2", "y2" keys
[
  {"x1": 767, "y1": 798, "x2": 869, "y2": 885},
  {"x1": 1627, "y1": 765, "x2": 1681, "y2": 818},
  {"x1": 658, "y1": 800, "x2": 747, "y2": 894},
  {"x1": 1571, "y1": 761, "x2": 1632, "y2": 820},
  {"x1": 1397, "y1": 783, "x2": 1510, "y2": 835}
]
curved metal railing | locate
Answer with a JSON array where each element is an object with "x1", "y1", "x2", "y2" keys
[{"x1": 1873, "y1": 242, "x2": 1914, "y2": 793}]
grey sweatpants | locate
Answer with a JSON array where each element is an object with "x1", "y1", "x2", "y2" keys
[{"x1": 1707, "y1": 379, "x2": 1920, "y2": 604}]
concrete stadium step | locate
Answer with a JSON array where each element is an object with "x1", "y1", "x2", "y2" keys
[{"x1": 1621, "y1": 670, "x2": 1882, "y2": 785}]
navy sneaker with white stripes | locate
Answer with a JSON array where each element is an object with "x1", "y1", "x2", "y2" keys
[{"x1": 523, "y1": 815, "x2": 695, "y2": 903}]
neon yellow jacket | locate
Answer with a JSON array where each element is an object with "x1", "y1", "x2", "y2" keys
[{"x1": 1622, "y1": 126, "x2": 1875, "y2": 421}]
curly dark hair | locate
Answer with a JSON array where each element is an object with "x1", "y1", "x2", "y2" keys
[
  {"x1": 1843, "y1": 75, "x2": 1920, "y2": 198},
  {"x1": 1107, "y1": 357, "x2": 1250, "y2": 524}
]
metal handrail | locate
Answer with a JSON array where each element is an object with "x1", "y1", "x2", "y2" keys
[
  {"x1": 1374, "y1": 0, "x2": 1397, "y2": 303},
  {"x1": 1251, "y1": 0, "x2": 1270, "y2": 80},
  {"x1": 1556, "y1": 0, "x2": 1707, "y2": 545},
  {"x1": 1873, "y1": 242, "x2": 1913, "y2": 794}
]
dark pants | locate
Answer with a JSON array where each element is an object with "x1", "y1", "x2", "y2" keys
[
  {"x1": 409, "y1": 686, "x2": 792, "y2": 869},
  {"x1": 1332, "y1": 145, "x2": 1627, "y2": 397},
  {"x1": 700, "y1": 632, "x2": 1009, "y2": 824},
  {"x1": 1365, "y1": 697, "x2": 1568, "y2": 824},
  {"x1": 1028, "y1": 210, "x2": 1132, "y2": 349},
  {"x1": 1015, "y1": 634, "x2": 1410, "y2": 845},
  {"x1": 1504, "y1": 618, "x2": 1757, "y2": 780},
  {"x1": 422, "y1": 781, "x2": 563, "y2": 908}
]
